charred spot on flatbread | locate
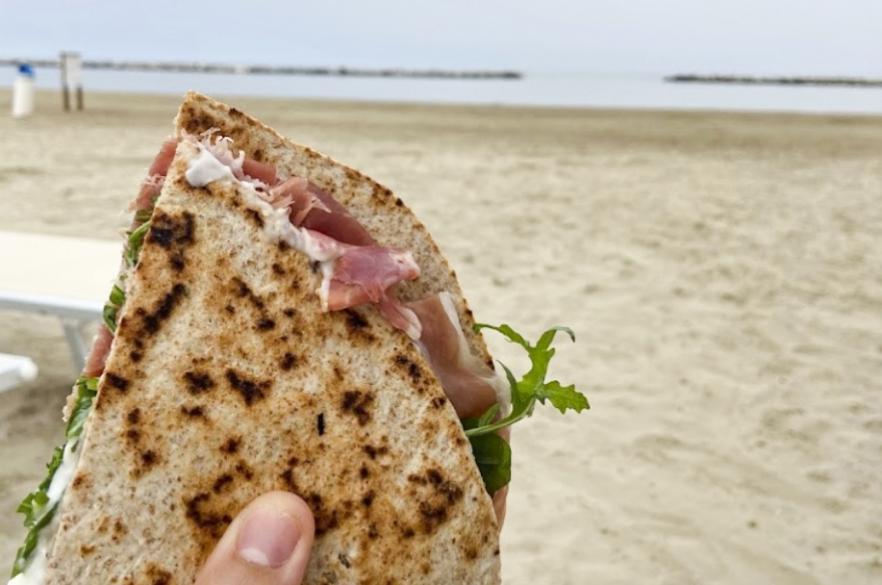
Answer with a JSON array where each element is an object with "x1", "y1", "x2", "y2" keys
[
  {"x1": 183, "y1": 371, "x2": 215, "y2": 394},
  {"x1": 407, "y1": 469, "x2": 465, "y2": 535},
  {"x1": 219, "y1": 437, "x2": 240, "y2": 454},
  {"x1": 148, "y1": 210, "x2": 195, "y2": 272},
  {"x1": 132, "y1": 449, "x2": 160, "y2": 477},
  {"x1": 71, "y1": 472, "x2": 90, "y2": 492},
  {"x1": 340, "y1": 390, "x2": 375, "y2": 425},
  {"x1": 280, "y1": 352, "x2": 297, "y2": 370},
  {"x1": 104, "y1": 372, "x2": 130, "y2": 392},
  {"x1": 180, "y1": 405, "x2": 206, "y2": 420},
  {"x1": 255, "y1": 317, "x2": 275, "y2": 331},
  {"x1": 224, "y1": 369, "x2": 271, "y2": 405},
  {"x1": 135, "y1": 283, "x2": 187, "y2": 336},
  {"x1": 392, "y1": 354, "x2": 426, "y2": 388},
  {"x1": 245, "y1": 208, "x2": 264, "y2": 228},
  {"x1": 144, "y1": 564, "x2": 173, "y2": 585},
  {"x1": 305, "y1": 493, "x2": 341, "y2": 536},
  {"x1": 211, "y1": 474, "x2": 234, "y2": 495},
  {"x1": 234, "y1": 460, "x2": 254, "y2": 480},
  {"x1": 184, "y1": 493, "x2": 231, "y2": 539}
]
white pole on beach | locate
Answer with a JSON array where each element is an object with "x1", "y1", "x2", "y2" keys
[
  {"x1": 60, "y1": 51, "x2": 83, "y2": 112},
  {"x1": 11, "y1": 64, "x2": 35, "y2": 118}
]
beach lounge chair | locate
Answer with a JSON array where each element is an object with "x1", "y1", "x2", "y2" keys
[
  {"x1": 0, "y1": 230, "x2": 120, "y2": 376},
  {"x1": 0, "y1": 352, "x2": 38, "y2": 393}
]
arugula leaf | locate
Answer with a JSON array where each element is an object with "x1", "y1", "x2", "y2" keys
[
  {"x1": 466, "y1": 324, "x2": 586, "y2": 438},
  {"x1": 102, "y1": 284, "x2": 125, "y2": 333},
  {"x1": 462, "y1": 323, "x2": 587, "y2": 494},
  {"x1": 11, "y1": 447, "x2": 63, "y2": 577},
  {"x1": 125, "y1": 220, "x2": 151, "y2": 268},
  {"x1": 468, "y1": 433, "x2": 512, "y2": 494},
  {"x1": 538, "y1": 380, "x2": 588, "y2": 414},
  {"x1": 11, "y1": 501, "x2": 58, "y2": 577},
  {"x1": 10, "y1": 376, "x2": 97, "y2": 577},
  {"x1": 134, "y1": 207, "x2": 153, "y2": 225},
  {"x1": 66, "y1": 376, "x2": 99, "y2": 440},
  {"x1": 461, "y1": 415, "x2": 512, "y2": 494},
  {"x1": 108, "y1": 283, "x2": 125, "y2": 306}
]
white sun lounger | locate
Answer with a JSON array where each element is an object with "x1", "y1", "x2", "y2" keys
[
  {"x1": 0, "y1": 230, "x2": 122, "y2": 378},
  {"x1": 0, "y1": 352, "x2": 38, "y2": 393}
]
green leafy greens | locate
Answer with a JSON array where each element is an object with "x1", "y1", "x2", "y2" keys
[
  {"x1": 102, "y1": 284, "x2": 125, "y2": 333},
  {"x1": 64, "y1": 376, "x2": 99, "y2": 440},
  {"x1": 463, "y1": 324, "x2": 588, "y2": 494},
  {"x1": 11, "y1": 376, "x2": 98, "y2": 578},
  {"x1": 462, "y1": 420, "x2": 512, "y2": 493},
  {"x1": 125, "y1": 219, "x2": 151, "y2": 268}
]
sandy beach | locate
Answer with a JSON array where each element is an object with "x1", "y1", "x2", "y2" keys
[{"x1": 0, "y1": 90, "x2": 881, "y2": 584}]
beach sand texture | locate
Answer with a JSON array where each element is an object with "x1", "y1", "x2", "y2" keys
[{"x1": 0, "y1": 91, "x2": 881, "y2": 584}]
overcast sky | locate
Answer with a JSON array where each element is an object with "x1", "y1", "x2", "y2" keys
[{"x1": 3, "y1": 0, "x2": 881, "y2": 76}]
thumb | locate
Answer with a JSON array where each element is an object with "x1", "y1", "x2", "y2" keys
[{"x1": 195, "y1": 491, "x2": 315, "y2": 585}]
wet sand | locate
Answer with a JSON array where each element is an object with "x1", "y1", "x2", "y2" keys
[{"x1": 1, "y1": 90, "x2": 881, "y2": 584}]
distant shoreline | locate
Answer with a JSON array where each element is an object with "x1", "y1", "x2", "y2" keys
[
  {"x1": 666, "y1": 74, "x2": 882, "y2": 88},
  {"x1": 0, "y1": 58, "x2": 521, "y2": 81}
]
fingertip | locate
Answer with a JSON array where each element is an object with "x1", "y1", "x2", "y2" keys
[
  {"x1": 195, "y1": 491, "x2": 315, "y2": 585},
  {"x1": 244, "y1": 491, "x2": 315, "y2": 547}
]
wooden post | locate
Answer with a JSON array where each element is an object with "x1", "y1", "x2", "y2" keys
[
  {"x1": 60, "y1": 52, "x2": 83, "y2": 112},
  {"x1": 60, "y1": 52, "x2": 70, "y2": 112}
]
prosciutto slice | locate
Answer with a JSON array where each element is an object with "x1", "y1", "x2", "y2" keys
[
  {"x1": 248, "y1": 155, "x2": 376, "y2": 247},
  {"x1": 261, "y1": 173, "x2": 420, "y2": 315},
  {"x1": 242, "y1": 158, "x2": 278, "y2": 185},
  {"x1": 148, "y1": 139, "x2": 178, "y2": 177},
  {"x1": 82, "y1": 325, "x2": 113, "y2": 377},
  {"x1": 265, "y1": 178, "x2": 331, "y2": 225},
  {"x1": 407, "y1": 293, "x2": 502, "y2": 419},
  {"x1": 325, "y1": 246, "x2": 420, "y2": 310},
  {"x1": 376, "y1": 298, "x2": 423, "y2": 341}
]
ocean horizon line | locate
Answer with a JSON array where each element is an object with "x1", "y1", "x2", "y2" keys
[{"x1": 2, "y1": 67, "x2": 882, "y2": 116}]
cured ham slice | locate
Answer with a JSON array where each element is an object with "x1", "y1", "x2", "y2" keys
[
  {"x1": 265, "y1": 178, "x2": 331, "y2": 225},
  {"x1": 407, "y1": 293, "x2": 502, "y2": 419},
  {"x1": 82, "y1": 325, "x2": 113, "y2": 377},
  {"x1": 147, "y1": 140, "x2": 178, "y2": 176},
  {"x1": 241, "y1": 158, "x2": 277, "y2": 185},
  {"x1": 325, "y1": 247, "x2": 420, "y2": 310},
  {"x1": 265, "y1": 175, "x2": 419, "y2": 313},
  {"x1": 132, "y1": 177, "x2": 164, "y2": 212},
  {"x1": 298, "y1": 184, "x2": 376, "y2": 247},
  {"x1": 376, "y1": 298, "x2": 422, "y2": 341}
]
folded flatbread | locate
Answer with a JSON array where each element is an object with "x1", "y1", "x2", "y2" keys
[{"x1": 9, "y1": 92, "x2": 503, "y2": 585}]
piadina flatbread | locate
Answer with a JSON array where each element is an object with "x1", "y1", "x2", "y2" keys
[{"x1": 8, "y1": 92, "x2": 505, "y2": 585}]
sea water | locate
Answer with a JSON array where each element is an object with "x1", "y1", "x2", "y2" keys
[{"x1": 2, "y1": 68, "x2": 881, "y2": 115}]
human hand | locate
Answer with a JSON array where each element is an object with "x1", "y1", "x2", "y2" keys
[{"x1": 195, "y1": 492, "x2": 315, "y2": 585}]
